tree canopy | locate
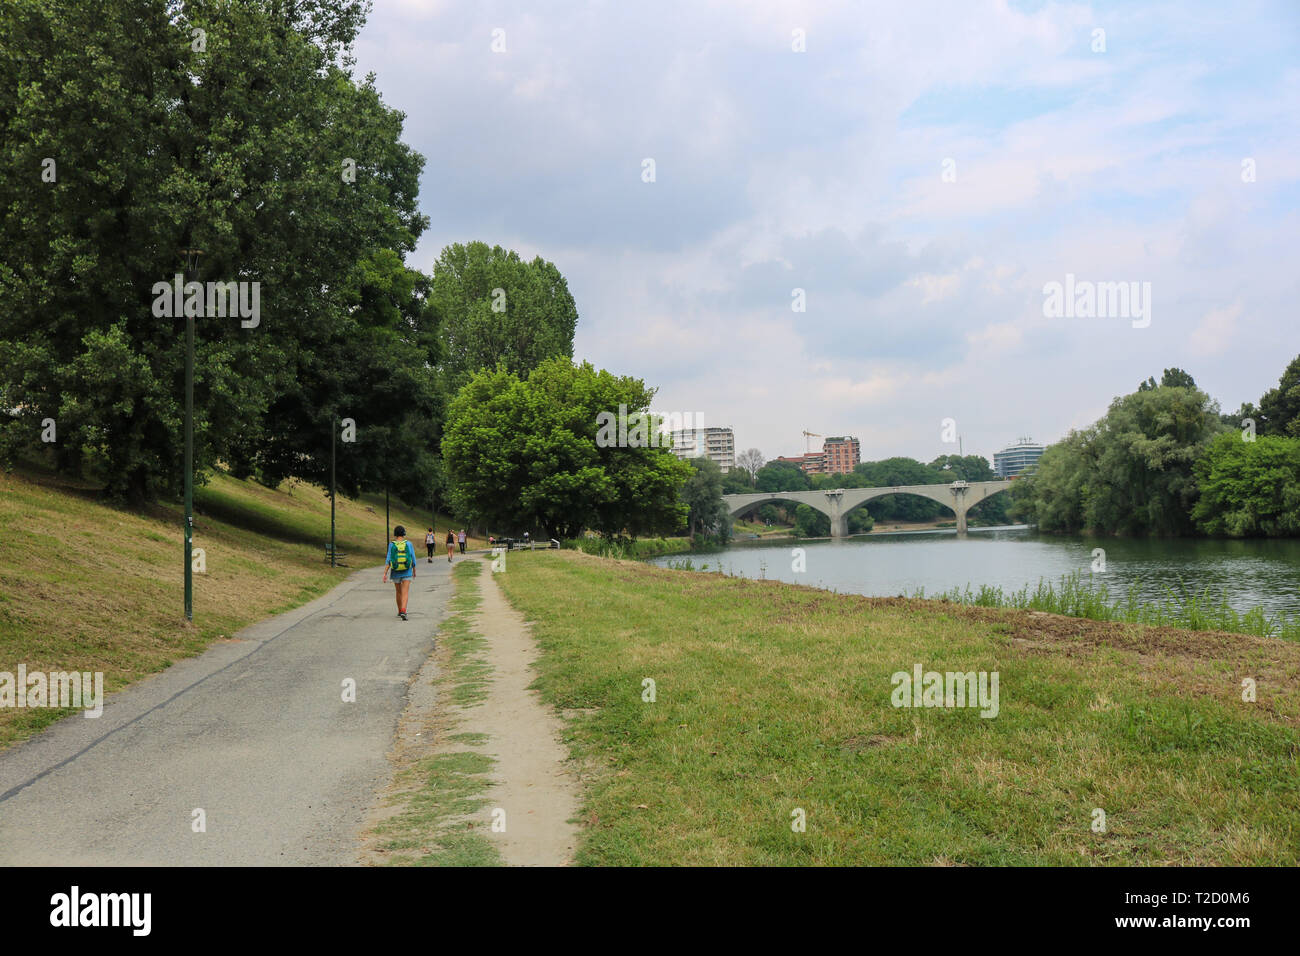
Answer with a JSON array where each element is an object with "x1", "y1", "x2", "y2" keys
[
  {"x1": 0, "y1": 0, "x2": 433, "y2": 505},
  {"x1": 431, "y1": 241, "x2": 577, "y2": 395},
  {"x1": 441, "y1": 358, "x2": 690, "y2": 540}
]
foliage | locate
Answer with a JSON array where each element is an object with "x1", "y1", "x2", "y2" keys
[
  {"x1": 720, "y1": 467, "x2": 755, "y2": 495},
  {"x1": 793, "y1": 503, "x2": 829, "y2": 537},
  {"x1": 1191, "y1": 432, "x2": 1300, "y2": 537},
  {"x1": 1027, "y1": 383, "x2": 1222, "y2": 535},
  {"x1": 1257, "y1": 354, "x2": 1300, "y2": 437},
  {"x1": 681, "y1": 457, "x2": 731, "y2": 542},
  {"x1": 431, "y1": 241, "x2": 577, "y2": 394},
  {"x1": 754, "y1": 460, "x2": 810, "y2": 492},
  {"x1": 442, "y1": 358, "x2": 690, "y2": 540},
  {"x1": 0, "y1": 0, "x2": 432, "y2": 505}
]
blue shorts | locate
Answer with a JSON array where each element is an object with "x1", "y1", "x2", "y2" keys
[{"x1": 390, "y1": 569, "x2": 413, "y2": 582}]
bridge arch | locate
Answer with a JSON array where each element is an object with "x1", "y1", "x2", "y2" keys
[
  {"x1": 724, "y1": 493, "x2": 834, "y2": 521},
  {"x1": 722, "y1": 480, "x2": 1013, "y2": 539}
]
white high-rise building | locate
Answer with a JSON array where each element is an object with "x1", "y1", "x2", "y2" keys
[{"x1": 667, "y1": 426, "x2": 735, "y2": 473}]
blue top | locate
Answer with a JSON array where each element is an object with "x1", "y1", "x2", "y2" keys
[{"x1": 386, "y1": 540, "x2": 415, "y2": 580}]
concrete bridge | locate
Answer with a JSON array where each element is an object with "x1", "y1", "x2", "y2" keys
[{"x1": 723, "y1": 480, "x2": 1013, "y2": 538}]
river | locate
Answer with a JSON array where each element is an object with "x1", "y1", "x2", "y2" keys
[{"x1": 647, "y1": 526, "x2": 1300, "y2": 619}]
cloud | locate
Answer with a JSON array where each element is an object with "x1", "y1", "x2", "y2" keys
[{"x1": 353, "y1": 0, "x2": 1300, "y2": 462}]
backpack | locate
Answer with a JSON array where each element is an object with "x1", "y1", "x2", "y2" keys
[{"x1": 391, "y1": 540, "x2": 412, "y2": 573}]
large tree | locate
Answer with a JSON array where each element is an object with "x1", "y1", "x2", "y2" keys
[
  {"x1": 0, "y1": 0, "x2": 432, "y2": 504},
  {"x1": 1027, "y1": 382, "x2": 1222, "y2": 535},
  {"x1": 431, "y1": 241, "x2": 577, "y2": 395},
  {"x1": 442, "y1": 358, "x2": 690, "y2": 540}
]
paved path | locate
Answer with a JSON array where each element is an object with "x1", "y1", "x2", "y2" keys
[{"x1": 0, "y1": 559, "x2": 455, "y2": 865}]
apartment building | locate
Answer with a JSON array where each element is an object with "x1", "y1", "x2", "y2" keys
[{"x1": 668, "y1": 426, "x2": 736, "y2": 473}]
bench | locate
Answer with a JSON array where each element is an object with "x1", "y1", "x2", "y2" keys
[{"x1": 324, "y1": 546, "x2": 349, "y2": 566}]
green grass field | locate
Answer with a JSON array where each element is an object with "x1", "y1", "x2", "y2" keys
[
  {"x1": 0, "y1": 463, "x2": 478, "y2": 748},
  {"x1": 495, "y1": 549, "x2": 1300, "y2": 865}
]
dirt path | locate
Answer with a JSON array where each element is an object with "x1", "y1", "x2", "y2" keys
[
  {"x1": 362, "y1": 556, "x2": 580, "y2": 866},
  {"x1": 471, "y1": 562, "x2": 580, "y2": 865}
]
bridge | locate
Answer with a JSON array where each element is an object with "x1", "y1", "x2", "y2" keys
[{"x1": 722, "y1": 480, "x2": 1013, "y2": 538}]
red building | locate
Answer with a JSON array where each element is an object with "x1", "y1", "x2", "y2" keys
[{"x1": 778, "y1": 437, "x2": 859, "y2": 476}]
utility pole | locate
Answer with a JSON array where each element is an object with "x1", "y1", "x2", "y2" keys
[
  {"x1": 181, "y1": 247, "x2": 202, "y2": 622},
  {"x1": 385, "y1": 487, "x2": 390, "y2": 553}
]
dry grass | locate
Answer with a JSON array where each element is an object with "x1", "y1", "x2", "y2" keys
[{"x1": 0, "y1": 463, "x2": 480, "y2": 747}]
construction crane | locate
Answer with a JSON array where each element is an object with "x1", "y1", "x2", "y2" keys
[{"x1": 802, "y1": 430, "x2": 822, "y2": 455}]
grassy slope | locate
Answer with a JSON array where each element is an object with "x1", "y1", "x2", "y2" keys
[
  {"x1": 496, "y1": 549, "x2": 1300, "y2": 866},
  {"x1": 0, "y1": 464, "x2": 480, "y2": 747}
]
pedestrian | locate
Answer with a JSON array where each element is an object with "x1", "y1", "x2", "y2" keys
[
  {"x1": 523, "y1": 530, "x2": 529, "y2": 547},
  {"x1": 383, "y1": 525, "x2": 416, "y2": 621},
  {"x1": 425, "y1": 527, "x2": 435, "y2": 563},
  {"x1": 458, "y1": 528, "x2": 466, "y2": 553},
  {"x1": 446, "y1": 527, "x2": 456, "y2": 563}
]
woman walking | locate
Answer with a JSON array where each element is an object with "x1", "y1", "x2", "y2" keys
[
  {"x1": 383, "y1": 525, "x2": 416, "y2": 620},
  {"x1": 445, "y1": 528, "x2": 456, "y2": 563},
  {"x1": 458, "y1": 529, "x2": 467, "y2": 553},
  {"x1": 425, "y1": 527, "x2": 436, "y2": 563}
]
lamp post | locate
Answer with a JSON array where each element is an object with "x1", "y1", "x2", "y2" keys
[
  {"x1": 181, "y1": 247, "x2": 203, "y2": 622},
  {"x1": 330, "y1": 415, "x2": 337, "y2": 568}
]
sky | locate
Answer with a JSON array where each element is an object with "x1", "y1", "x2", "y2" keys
[{"x1": 352, "y1": 0, "x2": 1300, "y2": 465}]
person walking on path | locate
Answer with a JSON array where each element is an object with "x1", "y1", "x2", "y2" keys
[
  {"x1": 425, "y1": 527, "x2": 436, "y2": 563},
  {"x1": 445, "y1": 528, "x2": 456, "y2": 563},
  {"x1": 458, "y1": 529, "x2": 467, "y2": 553},
  {"x1": 383, "y1": 526, "x2": 417, "y2": 620}
]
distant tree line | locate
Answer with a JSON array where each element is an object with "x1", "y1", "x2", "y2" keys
[{"x1": 1008, "y1": 359, "x2": 1300, "y2": 538}]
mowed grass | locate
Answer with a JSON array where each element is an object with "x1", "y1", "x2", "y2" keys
[
  {"x1": 0, "y1": 463, "x2": 480, "y2": 748},
  {"x1": 495, "y1": 549, "x2": 1300, "y2": 866}
]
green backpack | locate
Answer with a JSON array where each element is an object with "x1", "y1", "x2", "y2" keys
[{"x1": 391, "y1": 540, "x2": 412, "y2": 573}]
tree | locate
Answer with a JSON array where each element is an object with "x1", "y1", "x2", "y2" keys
[
  {"x1": 681, "y1": 458, "x2": 731, "y2": 542},
  {"x1": 736, "y1": 448, "x2": 765, "y2": 481},
  {"x1": 793, "y1": 504, "x2": 829, "y2": 537},
  {"x1": 720, "y1": 467, "x2": 755, "y2": 495},
  {"x1": 431, "y1": 241, "x2": 577, "y2": 394},
  {"x1": 1191, "y1": 432, "x2": 1300, "y2": 537},
  {"x1": 1023, "y1": 383, "x2": 1222, "y2": 535},
  {"x1": 929, "y1": 454, "x2": 995, "y2": 482},
  {"x1": 0, "y1": 0, "x2": 430, "y2": 504},
  {"x1": 441, "y1": 358, "x2": 690, "y2": 540},
  {"x1": 1257, "y1": 354, "x2": 1300, "y2": 437},
  {"x1": 755, "y1": 460, "x2": 810, "y2": 492}
]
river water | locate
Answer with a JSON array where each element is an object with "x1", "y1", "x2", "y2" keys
[{"x1": 647, "y1": 526, "x2": 1300, "y2": 619}]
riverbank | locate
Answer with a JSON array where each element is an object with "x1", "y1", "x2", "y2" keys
[{"x1": 495, "y1": 549, "x2": 1300, "y2": 865}]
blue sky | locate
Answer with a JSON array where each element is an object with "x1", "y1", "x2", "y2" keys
[{"x1": 354, "y1": 0, "x2": 1299, "y2": 464}]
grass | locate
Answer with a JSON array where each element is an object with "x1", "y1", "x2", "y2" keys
[
  {"x1": 565, "y1": 536, "x2": 694, "y2": 559},
  {"x1": 495, "y1": 549, "x2": 1300, "y2": 865},
  {"x1": 917, "y1": 571, "x2": 1300, "y2": 641},
  {"x1": 368, "y1": 560, "x2": 501, "y2": 866},
  {"x1": 0, "y1": 462, "x2": 481, "y2": 748}
]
